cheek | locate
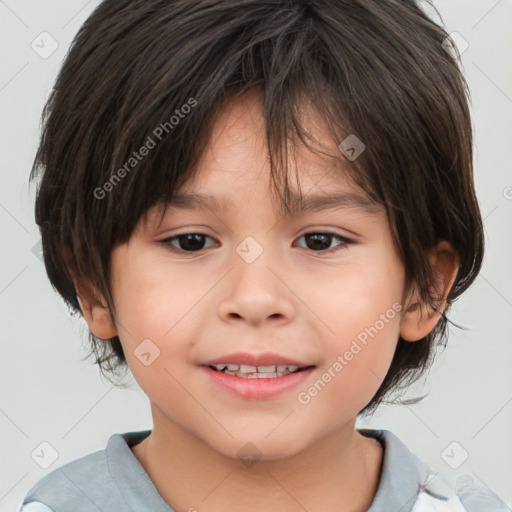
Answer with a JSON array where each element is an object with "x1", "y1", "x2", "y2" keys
[
  {"x1": 300, "y1": 257, "x2": 404, "y2": 407},
  {"x1": 111, "y1": 254, "x2": 207, "y2": 342},
  {"x1": 295, "y1": 316, "x2": 400, "y2": 426},
  {"x1": 110, "y1": 256, "x2": 206, "y2": 396},
  {"x1": 314, "y1": 260, "x2": 404, "y2": 341}
]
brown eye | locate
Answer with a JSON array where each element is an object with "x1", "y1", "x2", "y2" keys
[
  {"x1": 295, "y1": 232, "x2": 352, "y2": 253},
  {"x1": 162, "y1": 233, "x2": 215, "y2": 253}
]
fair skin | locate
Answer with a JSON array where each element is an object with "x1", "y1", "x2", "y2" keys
[{"x1": 75, "y1": 90, "x2": 459, "y2": 512}]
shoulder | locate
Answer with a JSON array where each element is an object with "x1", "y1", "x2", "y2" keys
[
  {"x1": 410, "y1": 472, "x2": 510, "y2": 512},
  {"x1": 20, "y1": 431, "x2": 148, "y2": 512},
  {"x1": 19, "y1": 447, "x2": 110, "y2": 512},
  {"x1": 453, "y1": 473, "x2": 510, "y2": 512},
  {"x1": 358, "y1": 429, "x2": 509, "y2": 512},
  {"x1": 408, "y1": 452, "x2": 509, "y2": 511}
]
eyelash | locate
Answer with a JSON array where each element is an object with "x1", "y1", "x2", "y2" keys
[{"x1": 160, "y1": 231, "x2": 353, "y2": 255}]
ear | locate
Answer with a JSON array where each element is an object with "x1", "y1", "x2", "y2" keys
[
  {"x1": 73, "y1": 275, "x2": 118, "y2": 340},
  {"x1": 400, "y1": 241, "x2": 460, "y2": 342}
]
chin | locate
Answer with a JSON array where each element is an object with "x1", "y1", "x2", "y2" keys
[{"x1": 204, "y1": 429, "x2": 315, "y2": 464}]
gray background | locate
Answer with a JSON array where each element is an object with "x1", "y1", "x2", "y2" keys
[{"x1": 1, "y1": 0, "x2": 511, "y2": 510}]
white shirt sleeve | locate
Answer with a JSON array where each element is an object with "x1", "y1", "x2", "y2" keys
[
  {"x1": 410, "y1": 473, "x2": 510, "y2": 512},
  {"x1": 411, "y1": 492, "x2": 468, "y2": 511},
  {"x1": 19, "y1": 502, "x2": 55, "y2": 512}
]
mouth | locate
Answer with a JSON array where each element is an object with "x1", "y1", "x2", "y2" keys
[
  {"x1": 200, "y1": 352, "x2": 316, "y2": 399},
  {"x1": 208, "y1": 363, "x2": 313, "y2": 378},
  {"x1": 200, "y1": 354, "x2": 316, "y2": 400}
]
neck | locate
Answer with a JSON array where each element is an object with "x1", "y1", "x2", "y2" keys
[{"x1": 131, "y1": 407, "x2": 383, "y2": 512}]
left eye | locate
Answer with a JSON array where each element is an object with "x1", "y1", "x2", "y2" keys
[
  {"x1": 295, "y1": 232, "x2": 351, "y2": 253},
  {"x1": 161, "y1": 232, "x2": 351, "y2": 254}
]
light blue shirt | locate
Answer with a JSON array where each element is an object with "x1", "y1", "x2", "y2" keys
[{"x1": 19, "y1": 429, "x2": 509, "y2": 512}]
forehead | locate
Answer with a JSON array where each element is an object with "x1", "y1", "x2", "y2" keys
[{"x1": 143, "y1": 89, "x2": 383, "y2": 227}]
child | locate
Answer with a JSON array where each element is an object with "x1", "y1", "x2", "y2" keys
[{"x1": 20, "y1": 0, "x2": 508, "y2": 511}]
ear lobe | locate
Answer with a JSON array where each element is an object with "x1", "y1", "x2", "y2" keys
[
  {"x1": 400, "y1": 241, "x2": 460, "y2": 342},
  {"x1": 73, "y1": 276, "x2": 118, "y2": 340}
]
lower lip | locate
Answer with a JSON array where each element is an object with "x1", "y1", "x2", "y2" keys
[{"x1": 200, "y1": 366, "x2": 315, "y2": 400}]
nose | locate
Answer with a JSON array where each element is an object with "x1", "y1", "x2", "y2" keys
[{"x1": 217, "y1": 243, "x2": 295, "y2": 327}]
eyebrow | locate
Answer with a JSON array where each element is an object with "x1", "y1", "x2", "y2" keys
[{"x1": 158, "y1": 190, "x2": 382, "y2": 216}]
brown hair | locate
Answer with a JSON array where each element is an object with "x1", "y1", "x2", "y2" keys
[{"x1": 30, "y1": 0, "x2": 484, "y2": 415}]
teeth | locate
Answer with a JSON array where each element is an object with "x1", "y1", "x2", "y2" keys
[
  {"x1": 258, "y1": 365, "x2": 276, "y2": 372},
  {"x1": 239, "y1": 365, "x2": 257, "y2": 373},
  {"x1": 211, "y1": 363, "x2": 303, "y2": 378}
]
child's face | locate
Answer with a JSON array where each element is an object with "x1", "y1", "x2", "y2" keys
[{"x1": 109, "y1": 90, "x2": 408, "y2": 459}]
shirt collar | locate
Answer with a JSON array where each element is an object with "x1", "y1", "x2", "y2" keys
[
  {"x1": 359, "y1": 428, "x2": 454, "y2": 512},
  {"x1": 107, "y1": 429, "x2": 174, "y2": 511},
  {"x1": 108, "y1": 428, "x2": 452, "y2": 511}
]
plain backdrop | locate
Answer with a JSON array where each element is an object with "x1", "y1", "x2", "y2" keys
[{"x1": 1, "y1": 1, "x2": 511, "y2": 510}]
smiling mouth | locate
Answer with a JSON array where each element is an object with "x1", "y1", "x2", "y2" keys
[{"x1": 208, "y1": 364, "x2": 313, "y2": 378}]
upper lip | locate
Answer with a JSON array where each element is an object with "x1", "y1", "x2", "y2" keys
[{"x1": 200, "y1": 351, "x2": 314, "y2": 368}]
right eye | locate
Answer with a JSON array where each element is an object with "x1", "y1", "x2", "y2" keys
[{"x1": 160, "y1": 233, "x2": 216, "y2": 253}]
